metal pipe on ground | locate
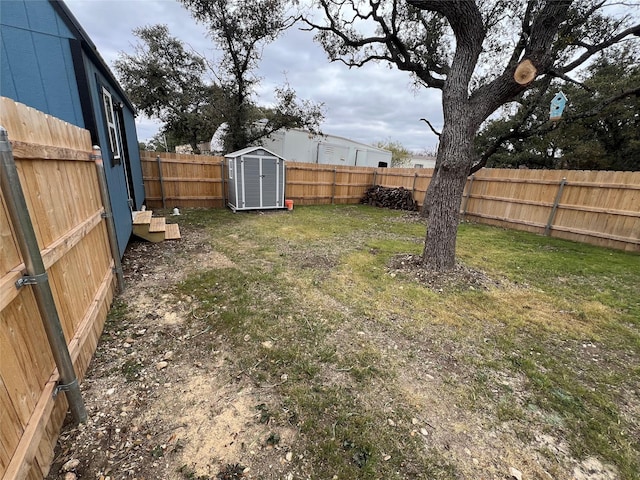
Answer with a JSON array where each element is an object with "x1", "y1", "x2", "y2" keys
[{"x1": 0, "y1": 126, "x2": 87, "y2": 425}]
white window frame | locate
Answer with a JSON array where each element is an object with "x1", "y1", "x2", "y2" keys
[{"x1": 101, "y1": 87, "x2": 121, "y2": 163}]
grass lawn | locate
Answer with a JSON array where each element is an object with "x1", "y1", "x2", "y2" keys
[{"x1": 167, "y1": 204, "x2": 639, "y2": 479}]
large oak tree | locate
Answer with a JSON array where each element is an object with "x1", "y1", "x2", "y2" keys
[{"x1": 302, "y1": 0, "x2": 640, "y2": 271}]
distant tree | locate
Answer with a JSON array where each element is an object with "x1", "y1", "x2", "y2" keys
[
  {"x1": 179, "y1": 0, "x2": 323, "y2": 152},
  {"x1": 114, "y1": 25, "x2": 224, "y2": 154},
  {"x1": 478, "y1": 46, "x2": 640, "y2": 171},
  {"x1": 375, "y1": 140, "x2": 412, "y2": 167},
  {"x1": 144, "y1": 132, "x2": 182, "y2": 153},
  {"x1": 302, "y1": 0, "x2": 640, "y2": 271}
]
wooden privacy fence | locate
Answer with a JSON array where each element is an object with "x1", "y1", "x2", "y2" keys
[
  {"x1": 140, "y1": 151, "x2": 225, "y2": 208},
  {"x1": 140, "y1": 152, "x2": 639, "y2": 252},
  {"x1": 1, "y1": 98, "x2": 116, "y2": 479},
  {"x1": 459, "y1": 169, "x2": 640, "y2": 252}
]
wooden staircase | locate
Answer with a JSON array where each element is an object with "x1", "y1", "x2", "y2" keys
[{"x1": 132, "y1": 210, "x2": 181, "y2": 243}]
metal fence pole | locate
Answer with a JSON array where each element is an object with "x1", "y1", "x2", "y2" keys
[
  {"x1": 92, "y1": 146, "x2": 125, "y2": 292},
  {"x1": 545, "y1": 177, "x2": 567, "y2": 236},
  {"x1": 156, "y1": 154, "x2": 166, "y2": 208},
  {"x1": 0, "y1": 127, "x2": 87, "y2": 424}
]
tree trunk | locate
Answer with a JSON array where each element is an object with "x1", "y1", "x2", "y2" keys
[{"x1": 422, "y1": 116, "x2": 474, "y2": 271}]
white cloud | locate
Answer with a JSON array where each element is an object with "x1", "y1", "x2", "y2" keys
[{"x1": 65, "y1": 0, "x2": 443, "y2": 152}]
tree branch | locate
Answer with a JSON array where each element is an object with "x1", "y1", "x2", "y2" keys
[
  {"x1": 560, "y1": 23, "x2": 640, "y2": 73},
  {"x1": 471, "y1": 77, "x2": 552, "y2": 174},
  {"x1": 469, "y1": 1, "x2": 572, "y2": 126},
  {"x1": 471, "y1": 85, "x2": 640, "y2": 173},
  {"x1": 547, "y1": 69, "x2": 593, "y2": 92},
  {"x1": 506, "y1": 1, "x2": 535, "y2": 68},
  {"x1": 300, "y1": 0, "x2": 447, "y2": 90},
  {"x1": 420, "y1": 118, "x2": 441, "y2": 137}
]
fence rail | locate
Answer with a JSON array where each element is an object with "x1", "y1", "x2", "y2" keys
[
  {"x1": 141, "y1": 152, "x2": 639, "y2": 252},
  {"x1": 1, "y1": 98, "x2": 116, "y2": 479},
  {"x1": 140, "y1": 151, "x2": 226, "y2": 208}
]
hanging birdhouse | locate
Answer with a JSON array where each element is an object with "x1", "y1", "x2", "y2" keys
[{"x1": 550, "y1": 91, "x2": 568, "y2": 121}]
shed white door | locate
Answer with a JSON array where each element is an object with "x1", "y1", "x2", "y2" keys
[{"x1": 241, "y1": 155, "x2": 282, "y2": 209}]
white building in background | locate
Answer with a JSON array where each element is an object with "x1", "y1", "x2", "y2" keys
[
  {"x1": 175, "y1": 142, "x2": 212, "y2": 155},
  {"x1": 408, "y1": 154, "x2": 436, "y2": 169},
  {"x1": 208, "y1": 124, "x2": 393, "y2": 168},
  {"x1": 260, "y1": 128, "x2": 392, "y2": 168}
]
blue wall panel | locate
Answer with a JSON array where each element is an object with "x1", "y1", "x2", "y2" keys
[
  {"x1": 1, "y1": 8, "x2": 83, "y2": 127},
  {"x1": 1, "y1": 39, "x2": 18, "y2": 100},
  {"x1": 24, "y1": 0, "x2": 60, "y2": 36},
  {"x1": 0, "y1": 1, "x2": 30, "y2": 30},
  {"x1": 85, "y1": 61, "x2": 133, "y2": 257},
  {"x1": 1, "y1": 26, "x2": 49, "y2": 113},
  {"x1": 31, "y1": 34, "x2": 83, "y2": 125},
  {"x1": 54, "y1": 12, "x2": 74, "y2": 39},
  {"x1": 1, "y1": 0, "x2": 143, "y2": 258}
]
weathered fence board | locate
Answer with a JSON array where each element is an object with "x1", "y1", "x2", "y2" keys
[
  {"x1": 140, "y1": 151, "x2": 225, "y2": 208},
  {"x1": 464, "y1": 169, "x2": 640, "y2": 251},
  {"x1": 140, "y1": 151, "x2": 639, "y2": 251},
  {"x1": 1, "y1": 98, "x2": 116, "y2": 479}
]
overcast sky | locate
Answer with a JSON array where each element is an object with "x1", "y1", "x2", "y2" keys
[
  {"x1": 65, "y1": 0, "x2": 442, "y2": 151},
  {"x1": 64, "y1": 0, "x2": 442, "y2": 153}
]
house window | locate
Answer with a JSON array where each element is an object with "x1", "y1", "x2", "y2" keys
[{"x1": 101, "y1": 87, "x2": 121, "y2": 165}]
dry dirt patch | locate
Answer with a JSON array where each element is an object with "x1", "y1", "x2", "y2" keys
[{"x1": 47, "y1": 230, "x2": 299, "y2": 480}]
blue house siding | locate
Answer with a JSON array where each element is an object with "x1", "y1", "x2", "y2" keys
[
  {"x1": 121, "y1": 108, "x2": 145, "y2": 209},
  {"x1": 85, "y1": 61, "x2": 136, "y2": 257},
  {"x1": 1, "y1": 0, "x2": 146, "y2": 259},
  {"x1": 0, "y1": 0, "x2": 83, "y2": 126},
  {"x1": 1, "y1": 38, "x2": 18, "y2": 100}
]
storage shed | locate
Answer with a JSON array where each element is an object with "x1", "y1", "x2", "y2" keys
[
  {"x1": 226, "y1": 147, "x2": 286, "y2": 211},
  {"x1": 0, "y1": 0, "x2": 145, "y2": 258}
]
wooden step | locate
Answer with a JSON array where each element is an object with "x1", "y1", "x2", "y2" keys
[
  {"x1": 132, "y1": 212, "x2": 180, "y2": 243},
  {"x1": 164, "y1": 223, "x2": 181, "y2": 240},
  {"x1": 133, "y1": 210, "x2": 152, "y2": 225},
  {"x1": 132, "y1": 215, "x2": 164, "y2": 243},
  {"x1": 149, "y1": 216, "x2": 166, "y2": 233}
]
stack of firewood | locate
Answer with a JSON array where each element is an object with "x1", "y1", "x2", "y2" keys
[{"x1": 361, "y1": 186, "x2": 417, "y2": 211}]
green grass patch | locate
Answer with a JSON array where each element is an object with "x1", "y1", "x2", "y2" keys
[{"x1": 171, "y1": 206, "x2": 639, "y2": 479}]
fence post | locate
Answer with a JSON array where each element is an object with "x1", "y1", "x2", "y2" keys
[
  {"x1": 462, "y1": 174, "x2": 475, "y2": 220},
  {"x1": 156, "y1": 154, "x2": 166, "y2": 208},
  {"x1": 220, "y1": 160, "x2": 226, "y2": 208},
  {"x1": 545, "y1": 177, "x2": 567, "y2": 236},
  {"x1": 373, "y1": 169, "x2": 378, "y2": 187},
  {"x1": 332, "y1": 168, "x2": 337, "y2": 205},
  {"x1": 412, "y1": 172, "x2": 418, "y2": 204},
  {"x1": 0, "y1": 127, "x2": 87, "y2": 424}
]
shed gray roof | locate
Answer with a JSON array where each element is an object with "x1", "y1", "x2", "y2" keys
[{"x1": 225, "y1": 146, "x2": 285, "y2": 160}]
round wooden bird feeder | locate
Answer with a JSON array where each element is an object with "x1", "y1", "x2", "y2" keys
[{"x1": 514, "y1": 59, "x2": 537, "y2": 85}]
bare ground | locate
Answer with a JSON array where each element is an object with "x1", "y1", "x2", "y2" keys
[{"x1": 46, "y1": 218, "x2": 622, "y2": 480}]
